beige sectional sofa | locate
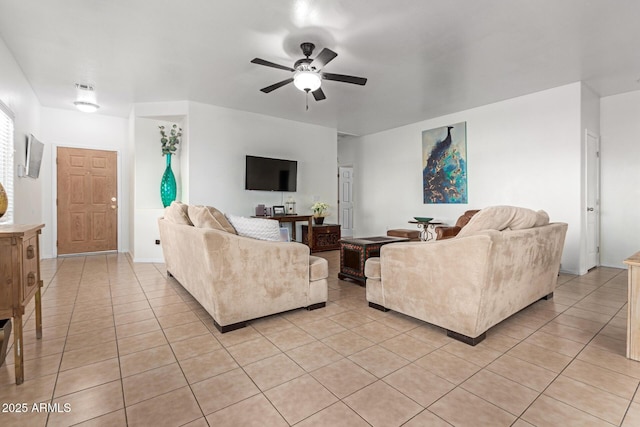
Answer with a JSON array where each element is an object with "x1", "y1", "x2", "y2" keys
[
  {"x1": 158, "y1": 202, "x2": 328, "y2": 332},
  {"x1": 365, "y1": 206, "x2": 568, "y2": 345}
]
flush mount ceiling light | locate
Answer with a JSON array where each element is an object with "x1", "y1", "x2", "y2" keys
[
  {"x1": 293, "y1": 70, "x2": 321, "y2": 92},
  {"x1": 73, "y1": 83, "x2": 100, "y2": 113}
]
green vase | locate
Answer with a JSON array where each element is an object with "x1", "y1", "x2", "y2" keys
[{"x1": 160, "y1": 154, "x2": 177, "y2": 207}]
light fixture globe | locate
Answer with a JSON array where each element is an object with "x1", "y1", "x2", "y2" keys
[
  {"x1": 73, "y1": 101, "x2": 100, "y2": 113},
  {"x1": 293, "y1": 70, "x2": 321, "y2": 92},
  {"x1": 74, "y1": 83, "x2": 100, "y2": 113}
]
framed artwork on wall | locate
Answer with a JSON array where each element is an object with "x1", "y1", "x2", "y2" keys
[{"x1": 422, "y1": 122, "x2": 468, "y2": 204}]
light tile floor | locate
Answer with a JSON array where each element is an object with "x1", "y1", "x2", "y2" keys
[{"x1": 1, "y1": 251, "x2": 639, "y2": 426}]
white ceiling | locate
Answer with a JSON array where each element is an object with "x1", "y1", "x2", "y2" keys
[{"x1": 1, "y1": 0, "x2": 640, "y2": 136}]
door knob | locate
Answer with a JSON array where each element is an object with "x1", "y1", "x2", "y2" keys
[
  {"x1": 587, "y1": 207, "x2": 594, "y2": 212},
  {"x1": 111, "y1": 205, "x2": 117, "y2": 209}
]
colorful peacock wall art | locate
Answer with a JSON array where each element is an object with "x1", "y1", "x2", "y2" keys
[{"x1": 422, "y1": 122, "x2": 467, "y2": 204}]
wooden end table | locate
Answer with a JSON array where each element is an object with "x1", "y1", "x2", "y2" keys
[
  {"x1": 338, "y1": 236, "x2": 409, "y2": 285},
  {"x1": 302, "y1": 224, "x2": 341, "y2": 252}
]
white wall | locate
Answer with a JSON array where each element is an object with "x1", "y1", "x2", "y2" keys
[
  {"x1": 132, "y1": 115, "x2": 186, "y2": 262},
  {"x1": 39, "y1": 108, "x2": 130, "y2": 258},
  {"x1": 129, "y1": 101, "x2": 188, "y2": 262},
  {"x1": 340, "y1": 83, "x2": 583, "y2": 273},
  {"x1": 600, "y1": 90, "x2": 640, "y2": 268},
  {"x1": 129, "y1": 101, "x2": 337, "y2": 262},
  {"x1": 0, "y1": 37, "x2": 41, "y2": 227},
  {"x1": 188, "y1": 101, "x2": 338, "y2": 231}
]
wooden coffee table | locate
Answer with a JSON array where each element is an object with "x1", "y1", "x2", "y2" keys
[{"x1": 338, "y1": 236, "x2": 409, "y2": 285}]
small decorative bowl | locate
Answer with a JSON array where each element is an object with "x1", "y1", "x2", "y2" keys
[{"x1": 413, "y1": 217, "x2": 433, "y2": 222}]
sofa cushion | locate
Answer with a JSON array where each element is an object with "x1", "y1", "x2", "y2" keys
[
  {"x1": 225, "y1": 214, "x2": 281, "y2": 241},
  {"x1": 188, "y1": 205, "x2": 237, "y2": 234},
  {"x1": 457, "y1": 206, "x2": 539, "y2": 238},
  {"x1": 164, "y1": 201, "x2": 193, "y2": 226},
  {"x1": 309, "y1": 256, "x2": 329, "y2": 281}
]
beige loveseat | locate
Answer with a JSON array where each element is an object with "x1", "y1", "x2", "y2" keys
[
  {"x1": 365, "y1": 206, "x2": 568, "y2": 345},
  {"x1": 158, "y1": 203, "x2": 328, "y2": 332}
]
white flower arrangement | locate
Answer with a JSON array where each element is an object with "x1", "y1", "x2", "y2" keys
[{"x1": 311, "y1": 202, "x2": 329, "y2": 217}]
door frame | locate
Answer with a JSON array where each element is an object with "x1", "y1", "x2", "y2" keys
[
  {"x1": 51, "y1": 143, "x2": 124, "y2": 257},
  {"x1": 338, "y1": 165, "x2": 354, "y2": 237},
  {"x1": 583, "y1": 129, "x2": 600, "y2": 273}
]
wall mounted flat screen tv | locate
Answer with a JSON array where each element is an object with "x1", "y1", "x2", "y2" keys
[
  {"x1": 245, "y1": 155, "x2": 297, "y2": 192},
  {"x1": 26, "y1": 134, "x2": 45, "y2": 179}
]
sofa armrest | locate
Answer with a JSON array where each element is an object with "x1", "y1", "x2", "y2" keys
[{"x1": 364, "y1": 257, "x2": 381, "y2": 279}]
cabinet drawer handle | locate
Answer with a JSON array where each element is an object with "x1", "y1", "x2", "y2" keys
[
  {"x1": 27, "y1": 245, "x2": 35, "y2": 259},
  {"x1": 27, "y1": 272, "x2": 36, "y2": 287}
]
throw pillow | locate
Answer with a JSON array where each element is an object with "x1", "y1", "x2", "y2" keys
[
  {"x1": 456, "y1": 205, "x2": 539, "y2": 238},
  {"x1": 188, "y1": 205, "x2": 237, "y2": 234},
  {"x1": 507, "y1": 207, "x2": 539, "y2": 230},
  {"x1": 164, "y1": 201, "x2": 193, "y2": 226},
  {"x1": 534, "y1": 210, "x2": 550, "y2": 227},
  {"x1": 225, "y1": 214, "x2": 282, "y2": 241},
  {"x1": 456, "y1": 206, "x2": 514, "y2": 238}
]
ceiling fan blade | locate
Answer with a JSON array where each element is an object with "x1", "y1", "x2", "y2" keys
[
  {"x1": 310, "y1": 48, "x2": 337, "y2": 70},
  {"x1": 251, "y1": 58, "x2": 295, "y2": 72},
  {"x1": 260, "y1": 78, "x2": 294, "y2": 93},
  {"x1": 323, "y1": 72, "x2": 367, "y2": 86},
  {"x1": 312, "y1": 87, "x2": 326, "y2": 101}
]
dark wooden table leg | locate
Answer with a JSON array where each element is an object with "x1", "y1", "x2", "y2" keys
[
  {"x1": 35, "y1": 287, "x2": 42, "y2": 339},
  {"x1": 14, "y1": 313, "x2": 24, "y2": 385}
]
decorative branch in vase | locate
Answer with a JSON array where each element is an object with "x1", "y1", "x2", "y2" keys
[
  {"x1": 311, "y1": 202, "x2": 329, "y2": 225},
  {"x1": 159, "y1": 124, "x2": 182, "y2": 207}
]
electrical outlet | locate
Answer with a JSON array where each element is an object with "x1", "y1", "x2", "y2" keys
[{"x1": 155, "y1": 240, "x2": 160, "y2": 245}]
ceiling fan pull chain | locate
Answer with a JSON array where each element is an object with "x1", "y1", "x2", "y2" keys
[{"x1": 306, "y1": 91, "x2": 309, "y2": 111}]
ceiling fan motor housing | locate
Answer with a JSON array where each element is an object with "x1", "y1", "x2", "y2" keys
[{"x1": 300, "y1": 42, "x2": 315, "y2": 58}]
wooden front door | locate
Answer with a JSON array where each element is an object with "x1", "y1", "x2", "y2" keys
[{"x1": 57, "y1": 147, "x2": 117, "y2": 255}]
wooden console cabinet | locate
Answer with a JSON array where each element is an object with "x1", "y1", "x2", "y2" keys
[
  {"x1": 625, "y1": 251, "x2": 640, "y2": 361},
  {"x1": 0, "y1": 224, "x2": 44, "y2": 384},
  {"x1": 302, "y1": 224, "x2": 341, "y2": 252}
]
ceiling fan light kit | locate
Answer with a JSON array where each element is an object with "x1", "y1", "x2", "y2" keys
[
  {"x1": 293, "y1": 71, "x2": 321, "y2": 92},
  {"x1": 251, "y1": 42, "x2": 367, "y2": 107}
]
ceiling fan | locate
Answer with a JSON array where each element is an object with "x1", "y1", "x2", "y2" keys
[{"x1": 251, "y1": 42, "x2": 367, "y2": 105}]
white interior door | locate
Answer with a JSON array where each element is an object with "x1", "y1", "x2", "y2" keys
[
  {"x1": 585, "y1": 130, "x2": 600, "y2": 270},
  {"x1": 338, "y1": 166, "x2": 354, "y2": 237}
]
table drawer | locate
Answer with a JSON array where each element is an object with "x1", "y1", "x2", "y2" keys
[
  {"x1": 22, "y1": 235, "x2": 39, "y2": 301},
  {"x1": 313, "y1": 225, "x2": 340, "y2": 234}
]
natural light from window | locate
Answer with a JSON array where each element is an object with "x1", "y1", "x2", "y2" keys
[{"x1": 0, "y1": 101, "x2": 15, "y2": 225}]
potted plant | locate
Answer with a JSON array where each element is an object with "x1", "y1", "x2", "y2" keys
[{"x1": 311, "y1": 202, "x2": 329, "y2": 225}]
